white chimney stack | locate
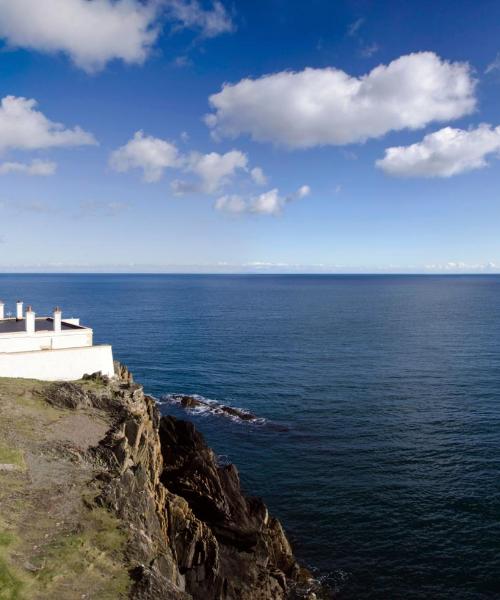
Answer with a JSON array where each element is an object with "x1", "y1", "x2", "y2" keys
[
  {"x1": 25, "y1": 306, "x2": 35, "y2": 334},
  {"x1": 0, "y1": 301, "x2": 4, "y2": 320},
  {"x1": 16, "y1": 301, "x2": 23, "y2": 320},
  {"x1": 53, "y1": 307, "x2": 62, "y2": 332}
]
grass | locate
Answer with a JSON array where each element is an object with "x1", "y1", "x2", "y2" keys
[
  {"x1": 0, "y1": 529, "x2": 28, "y2": 600},
  {"x1": 0, "y1": 505, "x2": 131, "y2": 600},
  {"x1": 0, "y1": 377, "x2": 131, "y2": 599},
  {"x1": 34, "y1": 506, "x2": 131, "y2": 599},
  {"x1": 0, "y1": 445, "x2": 25, "y2": 470}
]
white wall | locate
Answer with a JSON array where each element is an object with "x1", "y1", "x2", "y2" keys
[
  {"x1": 0, "y1": 329, "x2": 92, "y2": 354},
  {"x1": 0, "y1": 345, "x2": 114, "y2": 381}
]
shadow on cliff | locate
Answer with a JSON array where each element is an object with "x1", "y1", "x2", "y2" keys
[{"x1": 42, "y1": 364, "x2": 327, "y2": 599}]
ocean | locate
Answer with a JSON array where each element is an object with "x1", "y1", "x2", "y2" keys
[{"x1": 1, "y1": 273, "x2": 499, "y2": 599}]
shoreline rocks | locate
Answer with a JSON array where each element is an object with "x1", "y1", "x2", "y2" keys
[{"x1": 167, "y1": 393, "x2": 259, "y2": 422}]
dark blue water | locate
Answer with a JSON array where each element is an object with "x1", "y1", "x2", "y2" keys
[{"x1": 1, "y1": 274, "x2": 500, "y2": 599}]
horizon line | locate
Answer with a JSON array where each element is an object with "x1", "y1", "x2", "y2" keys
[{"x1": 1, "y1": 271, "x2": 500, "y2": 276}]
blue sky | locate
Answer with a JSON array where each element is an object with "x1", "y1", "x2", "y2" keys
[{"x1": 1, "y1": 0, "x2": 500, "y2": 273}]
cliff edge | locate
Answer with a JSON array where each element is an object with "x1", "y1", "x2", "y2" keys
[{"x1": 0, "y1": 365, "x2": 320, "y2": 599}]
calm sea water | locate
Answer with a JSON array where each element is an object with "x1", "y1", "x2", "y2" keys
[{"x1": 1, "y1": 274, "x2": 500, "y2": 599}]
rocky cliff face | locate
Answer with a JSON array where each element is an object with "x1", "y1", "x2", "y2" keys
[{"x1": 45, "y1": 365, "x2": 318, "y2": 600}]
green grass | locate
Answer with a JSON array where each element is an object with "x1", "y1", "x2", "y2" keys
[
  {"x1": 0, "y1": 378, "x2": 131, "y2": 599},
  {"x1": 0, "y1": 446, "x2": 25, "y2": 470},
  {"x1": 35, "y1": 507, "x2": 131, "y2": 598},
  {"x1": 0, "y1": 506, "x2": 131, "y2": 600},
  {"x1": 0, "y1": 529, "x2": 27, "y2": 600},
  {"x1": 0, "y1": 560, "x2": 25, "y2": 600}
]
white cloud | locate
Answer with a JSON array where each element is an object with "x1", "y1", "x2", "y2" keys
[
  {"x1": 0, "y1": 159, "x2": 57, "y2": 176},
  {"x1": 0, "y1": 0, "x2": 158, "y2": 73},
  {"x1": 215, "y1": 185, "x2": 310, "y2": 216},
  {"x1": 0, "y1": 0, "x2": 233, "y2": 73},
  {"x1": 170, "y1": 179, "x2": 199, "y2": 195},
  {"x1": 109, "y1": 131, "x2": 180, "y2": 182},
  {"x1": 214, "y1": 194, "x2": 247, "y2": 214},
  {"x1": 206, "y1": 52, "x2": 476, "y2": 148},
  {"x1": 0, "y1": 96, "x2": 96, "y2": 152},
  {"x1": 165, "y1": 0, "x2": 234, "y2": 38},
  {"x1": 297, "y1": 184, "x2": 311, "y2": 198},
  {"x1": 187, "y1": 149, "x2": 248, "y2": 193},
  {"x1": 376, "y1": 124, "x2": 500, "y2": 178},
  {"x1": 250, "y1": 166, "x2": 267, "y2": 185},
  {"x1": 111, "y1": 135, "x2": 264, "y2": 196},
  {"x1": 251, "y1": 188, "x2": 284, "y2": 215}
]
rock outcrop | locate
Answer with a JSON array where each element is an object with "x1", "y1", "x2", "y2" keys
[
  {"x1": 44, "y1": 366, "x2": 318, "y2": 599},
  {"x1": 166, "y1": 394, "x2": 258, "y2": 422}
]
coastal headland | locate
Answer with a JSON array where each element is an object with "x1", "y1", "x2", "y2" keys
[{"x1": 0, "y1": 364, "x2": 322, "y2": 599}]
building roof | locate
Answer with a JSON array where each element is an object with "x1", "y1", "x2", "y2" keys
[{"x1": 0, "y1": 318, "x2": 85, "y2": 335}]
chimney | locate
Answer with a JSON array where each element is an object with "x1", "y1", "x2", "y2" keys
[
  {"x1": 53, "y1": 307, "x2": 62, "y2": 332},
  {"x1": 25, "y1": 306, "x2": 35, "y2": 334},
  {"x1": 0, "y1": 301, "x2": 4, "y2": 320},
  {"x1": 16, "y1": 301, "x2": 23, "y2": 320}
]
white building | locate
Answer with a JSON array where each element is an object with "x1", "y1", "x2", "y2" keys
[{"x1": 0, "y1": 301, "x2": 114, "y2": 381}]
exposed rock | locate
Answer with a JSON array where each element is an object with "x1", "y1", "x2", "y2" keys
[
  {"x1": 44, "y1": 381, "x2": 93, "y2": 409},
  {"x1": 168, "y1": 394, "x2": 258, "y2": 422},
  {"x1": 160, "y1": 415, "x2": 311, "y2": 599},
  {"x1": 114, "y1": 361, "x2": 135, "y2": 384},
  {"x1": 39, "y1": 365, "x2": 320, "y2": 599}
]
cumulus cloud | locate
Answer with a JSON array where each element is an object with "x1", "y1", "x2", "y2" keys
[
  {"x1": 376, "y1": 124, "x2": 500, "y2": 178},
  {"x1": 0, "y1": 96, "x2": 96, "y2": 152},
  {"x1": 187, "y1": 149, "x2": 248, "y2": 193},
  {"x1": 206, "y1": 52, "x2": 476, "y2": 148},
  {"x1": 0, "y1": 0, "x2": 233, "y2": 72},
  {"x1": 250, "y1": 166, "x2": 267, "y2": 185},
  {"x1": 214, "y1": 194, "x2": 247, "y2": 214},
  {"x1": 109, "y1": 131, "x2": 181, "y2": 182},
  {"x1": 0, "y1": 159, "x2": 57, "y2": 176},
  {"x1": 0, "y1": 0, "x2": 158, "y2": 73},
  {"x1": 297, "y1": 185, "x2": 311, "y2": 198},
  {"x1": 170, "y1": 179, "x2": 199, "y2": 195},
  {"x1": 215, "y1": 185, "x2": 310, "y2": 216},
  {"x1": 111, "y1": 134, "x2": 265, "y2": 195}
]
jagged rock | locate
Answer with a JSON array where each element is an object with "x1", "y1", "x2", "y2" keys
[
  {"x1": 170, "y1": 394, "x2": 257, "y2": 422},
  {"x1": 159, "y1": 415, "x2": 309, "y2": 599},
  {"x1": 114, "y1": 360, "x2": 134, "y2": 383},
  {"x1": 44, "y1": 363, "x2": 318, "y2": 599},
  {"x1": 44, "y1": 381, "x2": 93, "y2": 409}
]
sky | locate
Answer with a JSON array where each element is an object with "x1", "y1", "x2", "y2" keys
[{"x1": 1, "y1": 0, "x2": 500, "y2": 273}]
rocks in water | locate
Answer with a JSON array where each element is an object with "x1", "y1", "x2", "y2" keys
[{"x1": 167, "y1": 394, "x2": 258, "y2": 422}]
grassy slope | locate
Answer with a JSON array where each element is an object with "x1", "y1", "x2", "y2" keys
[{"x1": 0, "y1": 378, "x2": 131, "y2": 600}]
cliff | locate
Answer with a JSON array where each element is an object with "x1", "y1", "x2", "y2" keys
[{"x1": 0, "y1": 365, "x2": 320, "y2": 599}]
